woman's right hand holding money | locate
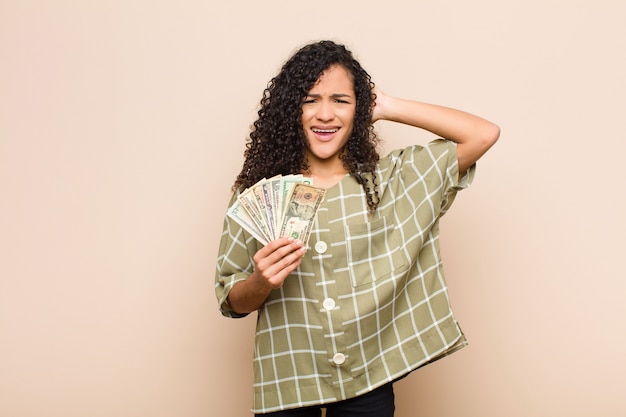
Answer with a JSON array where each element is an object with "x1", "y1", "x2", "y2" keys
[{"x1": 226, "y1": 237, "x2": 306, "y2": 314}]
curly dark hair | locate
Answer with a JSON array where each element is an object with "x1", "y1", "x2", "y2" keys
[{"x1": 233, "y1": 40, "x2": 380, "y2": 211}]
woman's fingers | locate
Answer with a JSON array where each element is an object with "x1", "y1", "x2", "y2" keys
[{"x1": 253, "y1": 237, "x2": 306, "y2": 288}]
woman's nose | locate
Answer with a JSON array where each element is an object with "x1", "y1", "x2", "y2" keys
[{"x1": 315, "y1": 101, "x2": 334, "y2": 121}]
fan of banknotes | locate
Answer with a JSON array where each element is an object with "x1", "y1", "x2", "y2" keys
[{"x1": 227, "y1": 175, "x2": 326, "y2": 245}]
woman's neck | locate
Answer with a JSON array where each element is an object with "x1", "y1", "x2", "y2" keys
[{"x1": 304, "y1": 162, "x2": 348, "y2": 190}]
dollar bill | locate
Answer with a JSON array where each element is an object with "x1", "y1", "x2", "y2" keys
[
  {"x1": 279, "y1": 183, "x2": 325, "y2": 245},
  {"x1": 280, "y1": 175, "x2": 313, "y2": 216},
  {"x1": 265, "y1": 176, "x2": 283, "y2": 235},
  {"x1": 229, "y1": 175, "x2": 324, "y2": 245},
  {"x1": 238, "y1": 186, "x2": 273, "y2": 243},
  {"x1": 226, "y1": 199, "x2": 269, "y2": 245}
]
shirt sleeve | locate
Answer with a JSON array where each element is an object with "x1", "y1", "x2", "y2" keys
[
  {"x1": 387, "y1": 139, "x2": 475, "y2": 217},
  {"x1": 214, "y1": 193, "x2": 259, "y2": 318},
  {"x1": 433, "y1": 139, "x2": 476, "y2": 215}
]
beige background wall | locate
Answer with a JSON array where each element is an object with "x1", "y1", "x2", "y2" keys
[{"x1": 1, "y1": 1, "x2": 625, "y2": 416}]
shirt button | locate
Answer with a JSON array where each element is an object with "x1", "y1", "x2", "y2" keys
[
  {"x1": 332, "y1": 353, "x2": 346, "y2": 365},
  {"x1": 322, "y1": 298, "x2": 335, "y2": 311},
  {"x1": 314, "y1": 241, "x2": 328, "y2": 254}
]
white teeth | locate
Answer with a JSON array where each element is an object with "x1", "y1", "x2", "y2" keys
[{"x1": 312, "y1": 128, "x2": 338, "y2": 133}]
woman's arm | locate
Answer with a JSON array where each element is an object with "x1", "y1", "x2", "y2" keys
[
  {"x1": 226, "y1": 237, "x2": 306, "y2": 314},
  {"x1": 372, "y1": 89, "x2": 500, "y2": 175}
]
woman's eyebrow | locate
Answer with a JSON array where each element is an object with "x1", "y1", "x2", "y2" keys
[{"x1": 305, "y1": 93, "x2": 353, "y2": 98}]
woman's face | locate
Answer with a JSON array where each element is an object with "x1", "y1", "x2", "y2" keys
[{"x1": 301, "y1": 65, "x2": 356, "y2": 169}]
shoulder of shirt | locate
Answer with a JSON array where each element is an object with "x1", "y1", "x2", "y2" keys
[{"x1": 380, "y1": 139, "x2": 454, "y2": 164}]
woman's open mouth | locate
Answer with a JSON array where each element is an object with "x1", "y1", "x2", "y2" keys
[{"x1": 311, "y1": 127, "x2": 339, "y2": 141}]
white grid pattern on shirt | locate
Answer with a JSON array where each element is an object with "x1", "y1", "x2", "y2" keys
[{"x1": 215, "y1": 140, "x2": 473, "y2": 413}]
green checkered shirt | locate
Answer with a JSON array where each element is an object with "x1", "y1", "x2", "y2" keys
[{"x1": 215, "y1": 139, "x2": 475, "y2": 413}]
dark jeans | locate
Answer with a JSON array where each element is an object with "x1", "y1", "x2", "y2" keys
[{"x1": 255, "y1": 382, "x2": 395, "y2": 417}]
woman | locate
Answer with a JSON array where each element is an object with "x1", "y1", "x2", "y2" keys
[{"x1": 215, "y1": 40, "x2": 499, "y2": 416}]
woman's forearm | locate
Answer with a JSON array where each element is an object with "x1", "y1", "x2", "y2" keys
[
  {"x1": 374, "y1": 92, "x2": 500, "y2": 173},
  {"x1": 227, "y1": 272, "x2": 272, "y2": 314}
]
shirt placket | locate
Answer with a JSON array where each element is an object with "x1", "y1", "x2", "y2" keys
[{"x1": 312, "y1": 199, "x2": 354, "y2": 401}]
